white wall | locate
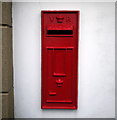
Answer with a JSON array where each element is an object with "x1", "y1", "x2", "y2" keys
[{"x1": 12, "y1": 2, "x2": 115, "y2": 118}]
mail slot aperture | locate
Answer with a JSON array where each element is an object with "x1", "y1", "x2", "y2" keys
[
  {"x1": 47, "y1": 30, "x2": 73, "y2": 35},
  {"x1": 47, "y1": 24, "x2": 73, "y2": 36},
  {"x1": 41, "y1": 11, "x2": 79, "y2": 109}
]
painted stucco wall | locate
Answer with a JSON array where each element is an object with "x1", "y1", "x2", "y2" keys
[{"x1": 13, "y1": 2, "x2": 115, "y2": 118}]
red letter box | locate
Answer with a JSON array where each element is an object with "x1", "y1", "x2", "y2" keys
[{"x1": 41, "y1": 11, "x2": 79, "y2": 109}]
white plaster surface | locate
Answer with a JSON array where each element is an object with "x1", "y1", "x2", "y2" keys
[{"x1": 13, "y1": 2, "x2": 115, "y2": 118}]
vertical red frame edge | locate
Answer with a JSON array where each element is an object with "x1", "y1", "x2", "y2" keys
[
  {"x1": 41, "y1": 10, "x2": 80, "y2": 109},
  {"x1": 76, "y1": 11, "x2": 80, "y2": 109},
  {"x1": 41, "y1": 11, "x2": 44, "y2": 109}
]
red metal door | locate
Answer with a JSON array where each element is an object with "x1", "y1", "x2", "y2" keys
[{"x1": 41, "y1": 11, "x2": 79, "y2": 109}]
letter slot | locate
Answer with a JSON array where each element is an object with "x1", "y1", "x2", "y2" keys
[
  {"x1": 47, "y1": 24, "x2": 73, "y2": 36},
  {"x1": 41, "y1": 11, "x2": 79, "y2": 109}
]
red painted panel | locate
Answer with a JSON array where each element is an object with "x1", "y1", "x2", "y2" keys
[{"x1": 41, "y1": 11, "x2": 79, "y2": 109}]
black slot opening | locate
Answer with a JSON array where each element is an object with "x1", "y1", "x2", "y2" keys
[{"x1": 47, "y1": 30, "x2": 73, "y2": 35}]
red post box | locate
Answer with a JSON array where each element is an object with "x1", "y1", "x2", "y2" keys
[{"x1": 41, "y1": 11, "x2": 79, "y2": 109}]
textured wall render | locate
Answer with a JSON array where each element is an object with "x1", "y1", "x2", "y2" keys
[{"x1": 13, "y1": 2, "x2": 115, "y2": 118}]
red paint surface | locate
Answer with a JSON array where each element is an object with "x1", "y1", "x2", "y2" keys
[{"x1": 41, "y1": 11, "x2": 79, "y2": 109}]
